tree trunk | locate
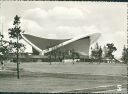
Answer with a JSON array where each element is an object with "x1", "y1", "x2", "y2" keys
[
  {"x1": 17, "y1": 53, "x2": 19, "y2": 79},
  {"x1": 17, "y1": 37, "x2": 20, "y2": 79},
  {"x1": 49, "y1": 56, "x2": 51, "y2": 65}
]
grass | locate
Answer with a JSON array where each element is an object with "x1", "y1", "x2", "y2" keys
[
  {"x1": 0, "y1": 62, "x2": 127, "y2": 93},
  {"x1": 20, "y1": 62, "x2": 127, "y2": 76}
]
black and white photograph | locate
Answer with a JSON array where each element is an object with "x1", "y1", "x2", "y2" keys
[{"x1": 0, "y1": 1, "x2": 127, "y2": 93}]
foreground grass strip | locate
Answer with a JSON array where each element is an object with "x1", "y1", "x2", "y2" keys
[
  {"x1": 62, "y1": 84, "x2": 127, "y2": 93},
  {"x1": 0, "y1": 70, "x2": 127, "y2": 81}
]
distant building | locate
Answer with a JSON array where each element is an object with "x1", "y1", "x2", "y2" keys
[{"x1": 21, "y1": 33, "x2": 101, "y2": 59}]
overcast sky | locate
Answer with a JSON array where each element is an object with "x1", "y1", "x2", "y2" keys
[{"x1": 0, "y1": 1, "x2": 127, "y2": 58}]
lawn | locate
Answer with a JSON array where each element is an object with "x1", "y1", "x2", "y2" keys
[{"x1": 0, "y1": 62, "x2": 127, "y2": 93}]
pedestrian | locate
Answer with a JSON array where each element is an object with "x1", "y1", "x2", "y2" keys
[{"x1": 1, "y1": 61, "x2": 4, "y2": 70}]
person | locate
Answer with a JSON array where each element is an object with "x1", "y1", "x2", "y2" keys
[{"x1": 1, "y1": 61, "x2": 4, "y2": 70}]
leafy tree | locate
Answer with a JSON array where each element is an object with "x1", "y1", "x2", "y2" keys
[
  {"x1": 70, "y1": 49, "x2": 80, "y2": 64},
  {"x1": 45, "y1": 44, "x2": 54, "y2": 65},
  {"x1": 57, "y1": 48, "x2": 63, "y2": 62},
  {"x1": 0, "y1": 33, "x2": 10, "y2": 70},
  {"x1": 98, "y1": 46, "x2": 103, "y2": 62},
  {"x1": 0, "y1": 45, "x2": 10, "y2": 61},
  {"x1": 8, "y1": 15, "x2": 25, "y2": 79},
  {"x1": 90, "y1": 43, "x2": 103, "y2": 63},
  {"x1": 61, "y1": 51, "x2": 65, "y2": 62},
  {"x1": 102, "y1": 45, "x2": 108, "y2": 58},
  {"x1": 48, "y1": 51, "x2": 52, "y2": 65},
  {"x1": 105, "y1": 43, "x2": 117, "y2": 61},
  {"x1": 121, "y1": 46, "x2": 128, "y2": 64}
]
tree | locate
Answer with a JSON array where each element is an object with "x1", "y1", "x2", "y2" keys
[
  {"x1": 105, "y1": 43, "x2": 117, "y2": 59},
  {"x1": 102, "y1": 45, "x2": 108, "y2": 58},
  {"x1": 70, "y1": 49, "x2": 80, "y2": 64},
  {"x1": 121, "y1": 46, "x2": 128, "y2": 64},
  {"x1": 8, "y1": 15, "x2": 25, "y2": 79},
  {"x1": 0, "y1": 33, "x2": 10, "y2": 70},
  {"x1": 45, "y1": 44, "x2": 54, "y2": 65},
  {"x1": 104, "y1": 43, "x2": 117, "y2": 63},
  {"x1": 98, "y1": 46, "x2": 103, "y2": 63},
  {"x1": 56, "y1": 48, "x2": 63, "y2": 62},
  {"x1": 90, "y1": 43, "x2": 103, "y2": 63}
]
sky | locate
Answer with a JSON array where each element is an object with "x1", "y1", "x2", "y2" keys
[{"x1": 0, "y1": 1, "x2": 127, "y2": 58}]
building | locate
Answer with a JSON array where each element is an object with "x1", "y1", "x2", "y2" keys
[{"x1": 21, "y1": 33, "x2": 101, "y2": 59}]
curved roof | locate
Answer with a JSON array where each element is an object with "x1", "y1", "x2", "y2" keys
[{"x1": 21, "y1": 33, "x2": 101, "y2": 55}]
